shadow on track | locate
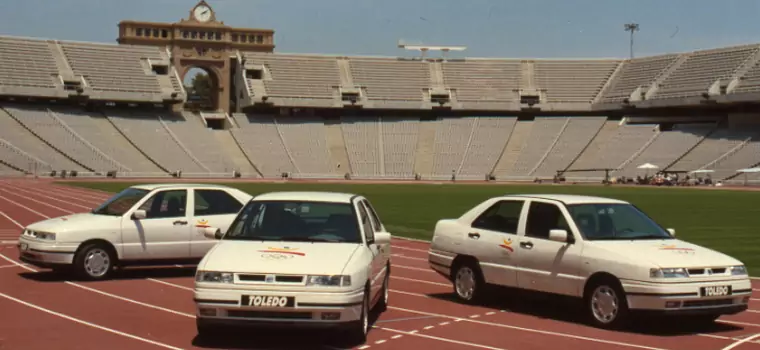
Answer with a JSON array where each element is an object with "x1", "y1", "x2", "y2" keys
[
  {"x1": 190, "y1": 309, "x2": 383, "y2": 349},
  {"x1": 427, "y1": 286, "x2": 745, "y2": 337}
]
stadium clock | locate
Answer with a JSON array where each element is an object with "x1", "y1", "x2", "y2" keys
[{"x1": 193, "y1": 4, "x2": 212, "y2": 23}]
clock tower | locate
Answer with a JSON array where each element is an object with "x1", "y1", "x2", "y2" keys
[{"x1": 116, "y1": 1, "x2": 275, "y2": 113}]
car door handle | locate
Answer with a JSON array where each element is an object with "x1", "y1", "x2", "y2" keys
[
  {"x1": 173, "y1": 220, "x2": 188, "y2": 225},
  {"x1": 467, "y1": 232, "x2": 480, "y2": 239},
  {"x1": 520, "y1": 241, "x2": 533, "y2": 249}
]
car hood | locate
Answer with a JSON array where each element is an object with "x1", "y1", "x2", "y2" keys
[
  {"x1": 25, "y1": 213, "x2": 119, "y2": 233},
  {"x1": 201, "y1": 241, "x2": 362, "y2": 275},
  {"x1": 588, "y1": 239, "x2": 742, "y2": 268}
]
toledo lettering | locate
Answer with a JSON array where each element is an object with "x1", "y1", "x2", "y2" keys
[
  {"x1": 249, "y1": 295, "x2": 289, "y2": 307},
  {"x1": 703, "y1": 286, "x2": 729, "y2": 296}
]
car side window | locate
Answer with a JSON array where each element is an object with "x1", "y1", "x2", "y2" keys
[
  {"x1": 525, "y1": 202, "x2": 570, "y2": 240},
  {"x1": 138, "y1": 190, "x2": 187, "y2": 219},
  {"x1": 356, "y1": 202, "x2": 375, "y2": 243},
  {"x1": 194, "y1": 189, "x2": 243, "y2": 216},
  {"x1": 361, "y1": 199, "x2": 382, "y2": 232},
  {"x1": 471, "y1": 200, "x2": 524, "y2": 234}
]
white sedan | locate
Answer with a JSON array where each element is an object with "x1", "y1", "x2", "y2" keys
[
  {"x1": 194, "y1": 191, "x2": 392, "y2": 343},
  {"x1": 17, "y1": 183, "x2": 252, "y2": 280},
  {"x1": 428, "y1": 194, "x2": 751, "y2": 329}
]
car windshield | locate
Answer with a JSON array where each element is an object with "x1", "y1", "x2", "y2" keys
[
  {"x1": 223, "y1": 200, "x2": 362, "y2": 244},
  {"x1": 91, "y1": 188, "x2": 150, "y2": 216},
  {"x1": 566, "y1": 203, "x2": 673, "y2": 241}
]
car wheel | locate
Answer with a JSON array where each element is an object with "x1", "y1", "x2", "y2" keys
[
  {"x1": 375, "y1": 266, "x2": 389, "y2": 313},
  {"x1": 585, "y1": 278, "x2": 629, "y2": 329},
  {"x1": 452, "y1": 260, "x2": 484, "y2": 303},
  {"x1": 73, "y1": 243, "x2": 115, "y2": 281},
  {"x1": 345, "y1": 287, "x2": 370, "y2": 344}
]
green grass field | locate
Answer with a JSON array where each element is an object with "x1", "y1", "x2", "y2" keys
[{"x1": 60, "y1": 181, "x2": 760, "y2": 276}]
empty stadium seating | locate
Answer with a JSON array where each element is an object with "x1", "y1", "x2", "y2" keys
[{"x1": 2, "y1": 33, "x2": 760, "y2": 184}]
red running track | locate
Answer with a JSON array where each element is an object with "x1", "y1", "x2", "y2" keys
[{"x1": 1, "y1": 178, "x2": 760, "y2": 350}]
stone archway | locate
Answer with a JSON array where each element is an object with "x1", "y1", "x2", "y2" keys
[
  {"x1": 172, "y1": 50, "x2": 231, "y2": 113},
  {"x1": 182, "y1": 66, "x2": 220, "y2": 111}
]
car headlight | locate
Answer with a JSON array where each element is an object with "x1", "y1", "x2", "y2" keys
[
  {"x1": 306, "y1": 275, "x2": 351, "y2": 287},
  {"x1": 650, "y1": 268, "x2": 688, "y2": 278},
  {"x1": 195, "y1": 271, "x2": 234, "y2": 283},
  {"x1": 730, "y1": 265, "x2": 748, "y2": 276},
  {"x1": 35, "y1": 232, "x2": 56, "y2": 241}
]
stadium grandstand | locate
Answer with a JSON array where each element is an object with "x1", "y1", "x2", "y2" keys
[{"x1": 1, "y1": 1, "x2": 760, "y2": 184}]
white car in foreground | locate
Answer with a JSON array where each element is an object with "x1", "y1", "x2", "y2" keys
[
  {"x1": 17, "y1": 184, "x2": 252, "y2": 280},
  {"x1": 194, "y1": 191, "x2": 392, "y2": 343},
  {"x1": 428, "y1": 194, "x2": 751, "y2": 329}
]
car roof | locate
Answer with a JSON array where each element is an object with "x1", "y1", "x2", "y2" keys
[
  {"x1": 251, "y1": 191, "x2": 359, "y2": 204},
  {"x1": 501, "y1": 194, "x2": 629, "y2": 205},
  {"x1": 130, "y1": 183, "x2": 236, "y2": 191}
]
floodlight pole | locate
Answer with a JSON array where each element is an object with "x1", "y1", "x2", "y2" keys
[{"x1": 624, "y1": 23, "x2": 639, "y2": 59}]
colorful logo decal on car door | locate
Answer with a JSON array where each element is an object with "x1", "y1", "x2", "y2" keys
[
  {"x1": 196, "y1": 219, "x2": 210, "y2": 228},
  {"x1": 499, "y1": 238, "x2": 514, "y2": 252}
]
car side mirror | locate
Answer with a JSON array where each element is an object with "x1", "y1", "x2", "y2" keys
[
  {"x1": 549, "y1": 229, "x2": 569, "y2": 243},
  {"x1": 374, "y1": 232, "x2": 391, "y2": 245},
  {"x1": 131, "y1": 209, "x2": 146, "y2": 220},
  {"x1": 667, "y1": 228, "x2": 676, "y2": 237},
  {"x1": 203, "y1": 227, "x2": 223, "y2": 240}
]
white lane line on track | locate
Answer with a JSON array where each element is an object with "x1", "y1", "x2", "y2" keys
[
  {"x1": 391, "y1": 254, "x2": 427, "y2": 262},
  {"x1": 148, "y1": 278, "x2": 676, "y2": 350},
  {"x1": 149, "y1": 278, "x2": 193, "y2": 291},
  {"x1": 722, "y1": 333, "x2": 760, "y2": 350},
  {"x1": 0, "y1": 211, "x2": 24, "y2": 229},
  {"x1": 391, "y1": 245, "x2": 429, "y2": 254},
  {"x1": 8, "y1": 184, "x2": 760, "y2": 348},
  {"x1": 0, "y1": 185, "x2": 92, "y2": 210},
  {"x1": 0, "y1": 264, "x2": 28, "y2": 269},
  {"x1": 0, "y1": 291, "x2": 183, "y2": 350},
  {"x1": 375, "y1": 326, "x2": 508, "y2": 350},
  {"x1": 386, "y1": 306, "x2": 669, "y2": 350},
  {"x1": 391, "y1": 275, "x2": 450, "y2": 287},
  {"x1": 0, "y1": 252, "x2": 196, "y2": 319},
  {"x1": 388, "y1": 289, "x2": 760, "y2": 347},
  {"x1": 391, "y1": 264, "x2": 436, "y2": 273},
  {"x1": 0, "y1": 195, "x2": 50, "y2": 219},
  {"x1": 0, "y1": 189, "x2": 75, "y2": 215}
]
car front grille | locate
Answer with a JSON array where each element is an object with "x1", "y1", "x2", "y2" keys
[
  {"x1": 236, "y1": 274, "x2": 305, "y2": 284},
  {"x1": 686, "y1": 267, "x2": 728, "y2": 276}
]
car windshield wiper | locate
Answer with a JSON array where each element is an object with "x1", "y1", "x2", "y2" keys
[
  {"x1": 629, "y1": 234, "x2": 672, "y2": 240},
  {"x1": 281, "y1": 236, "x2": 342, "y2": 243},
  {"x1": 230, "y1": 235, "x2": 282, "y2": 241}
]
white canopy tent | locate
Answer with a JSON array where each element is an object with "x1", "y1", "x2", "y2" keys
[
  {"x1": 736, "y1": 167, "x2": 760, "y2": 186},
  {"x1": 637, "y1": 163, "x2": 659, "y2": 177}
]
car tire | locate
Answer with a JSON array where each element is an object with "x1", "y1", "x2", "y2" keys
[
  {"x1": 72, "y1": 242, "x2": 115, "y2": 281},
  {"x1": 451, "y1": 259, "x2": 485, "y2": 304},
  {"x1": 585, "y1": 277, "x2": 630, "y2": 329},
  {"x1": 375, "y1": 266, "x2": 389, "y2": 313},
  {"x1": 345, "y1": 287, "x2": 370, "y2": 344}
]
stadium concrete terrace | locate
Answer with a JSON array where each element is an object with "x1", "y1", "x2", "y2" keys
[{"x1": 1, "y1": 33, "x2": 760, "y2": 184}]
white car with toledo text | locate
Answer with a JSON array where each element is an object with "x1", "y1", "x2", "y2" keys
[
  {"x1": 427, "y1": 194, "x2": 751, "y2": 329},
  {"x1": 17, "y1": 184, "x2": 252, "y2": 280},
  {"x1": 193, "y1": 191, "x2": 392, "y2": 343}
]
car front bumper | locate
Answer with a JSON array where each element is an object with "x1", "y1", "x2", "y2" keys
[
  {"x1": 621, "y1": 277, "x2": 752, "y2": 316},
  {"x1": 194, "y1": 286, "x2": 366, "y2": 328},
  {"x1": 17, "y1": 236, "x2": 77, "y2": 268}
]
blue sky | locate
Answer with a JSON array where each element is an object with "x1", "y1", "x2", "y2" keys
[{"x1": 1, "y1": 0, "x2": 758, "y2": 59}]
